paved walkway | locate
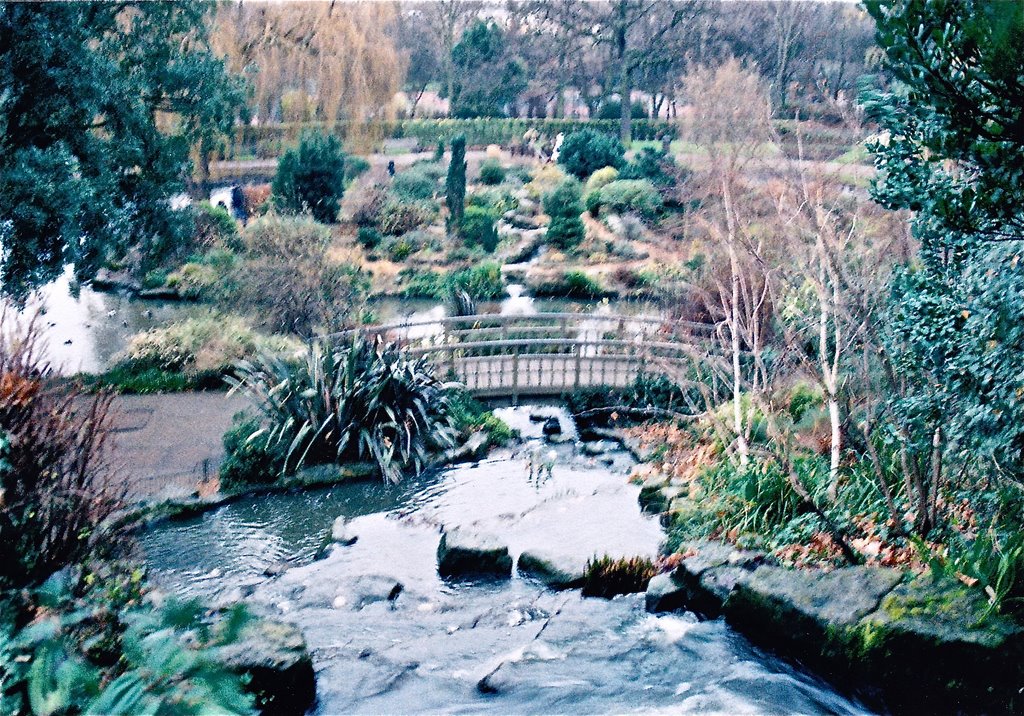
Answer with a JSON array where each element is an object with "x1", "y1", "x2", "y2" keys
[{"x1": 107, "y1": 392, "x2": 250, "y2": 502}]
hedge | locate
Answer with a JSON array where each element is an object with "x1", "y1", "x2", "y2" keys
[{"x1": 218, "y1": 119, "x2": 679, "y2": 160}]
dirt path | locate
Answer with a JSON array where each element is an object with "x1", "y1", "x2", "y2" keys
[{"x1": 107, "y1": 392, "x2": 250, "y2": 502}]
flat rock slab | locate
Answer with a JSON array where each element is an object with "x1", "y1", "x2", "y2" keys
[
  {"x1": 517, "y1": 549, "x2": 586, "y2": 589},
  {"x1": 725, "y1": 565, "x2": 903, "y2": 670},
  {"x1": 437, "y1": 528, "x2": 512, "y2": 579}
]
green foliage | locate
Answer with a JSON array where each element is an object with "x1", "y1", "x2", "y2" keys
[
  {"x1": 193, "y1": 201, "x2": 240, "y2": 250},
  {"x1": 445, "y1": 388, "x2": 517, "y2": 445},
  {"x1": 566, "y1": 374, "x2": 705, "y2": 426},
  {"x1": 446, "y1": 135, "x2": 467, "y2": 234},
  {"x1": 467, "y1": 188, "x2": 518, "y2": 216},
  {"x1": 0, "y1": 1, "x2": 244, "y2": 296},
  {"x1": 344, "y1": 156, "x2": 371, "y2": 183},
  {"x1": 110, "y1": 313, "x2": 297, "y2": 389},
  {"x1": 227, "y1": 336, "x2": 456, "y2": 483},
  {"x1": 460, "y1": 206, "x2": 499, "y2": 252},
  {"x1": 398, "y1": 263, "x2": 505, "y2": 301},
  {"x1": 581, "y1": 555, "x2": 657, "y2": 598},
  {"x1": 478, "y1": 158, "x2": 506, "y2": 185},
  {"x1": 382, "y1": 234, "x2": 420, "y2": 261},
  {"x1": 220, "y1": 413, "x2": 288, "y2": 488},
  {"x1": 595, "y1": 99, "x2": 649, "y2": 121},
  {"x1": 558, "y1": 128, "x2": 625, "y2": 179},
  {"x1": 4, "y1": 569, "x2": 255, "y2": 716},
  {"x1": 542, "y1": 178, "x2": 586, "y2": 250},
  {"x1": 84, "y1": 366, "x2": 202, "y2": 394},
  {"x1": 272, "y1": 131, "x2": 347, "y2": 223},
  {"x1": 619, "y1": 147, "x2": 682, "y2": 188},
  {"x1": 532, "y1": 270, "x2": 605, "y2": 299},
  {"x1": 587, "y1": 179, "x2": 663, "y2": 221},
  {"x1": 377, "y1": 199, "x2": 434, "y2": 236},
  {"x1": 584, "y1": 166, "x2": 620, "y2": 195},
  {"x1": 450, "y1": 21, "x2": 526, "y2": 118},
  {"x1": 357, "y1": 226, "x2": 383, "y2": 250},
  {"x1": 391, "y1": 166, "x2": 439, "y2": 201},
  {"x1": 924, "y1": 527, "x2": 1024, "y2": 619}
]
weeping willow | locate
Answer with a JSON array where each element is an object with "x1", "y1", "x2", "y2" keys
[{"x1": 211, "y1": 1, "x2": 405, "y2": 150}]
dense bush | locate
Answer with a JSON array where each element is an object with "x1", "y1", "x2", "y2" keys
[
  {"x1": 272, "y1": 131, "x2": 346, "y2": 223},
  {"x1": 525, "y1": 163, "x2": 569, "y2": 200},
  {"x1": 231, "y1": 215, "x2": 370, "y2": 335},
  {"x1": 377, "y1": 198, "x2": 434, "y2": 236},
  {"x1": 357, "y1": 225, "x2": 383, "y2": 250},
  {"x1": 467, "y1": 188, "x2": 518, "y2": 215},
  {"x1": 398, "y1": 262, "x2": 505, "y2": 301},
  {"x1": 110, "y1": 313, "x2": 297, "y2": 390},
  {"x1": 461, "y1": 206, "x2": 499, "y2": 252},
  {"x1": 595, "y1": 99, "x2": 649, "y2": 120},
  {"x1": 350, "y1": 183, "x2": 388, "y2": 227},
  {"x1": 392, "y1": 165, "x2": 440, "y2": 201},
  {"x1": 586, "y1": 179, "x2": 663, "y2": 221},
  {"x1": 446, "y1": 387, "x2": 518, "y2": 445},
  {"x1": 192, "y1": 201, "x2": 239, "y2": 250},
  {"x1": 532, "y1": 269, "x2": 606, "y2": 299},
  {"x1": 1, "y1": 569, "x2": 256, "y2": 715},
  {"x1": 0, "y1": 316, "x2": 127, "y2": 589},
  {"x1": 344, "y1": 155, "x2": 371, "y2": 183},
  {"x1": 543, "y1": 178, "x2": 587, "y2": 250},
  {"x1": 381, "y1": 233, "x2": 421, "y2": 261},
  {"x1": 584, "y1": 166, "x2": 620, "y2": 195},
  {"x1": 619, "y1": 147, "x2": 681, "y2": 187},
  {"x1": 228, "y1": 336, "x2": 456, "y2": 483},
  {"x1": 478, "y1": 158, "x2": 506, "y2": 185},
  {"x1": 558, "y1": 128, "x2": 625, "y2": 179},
  {"x1": 219, "y1": 413, "x2": 288, "y2": 488}
]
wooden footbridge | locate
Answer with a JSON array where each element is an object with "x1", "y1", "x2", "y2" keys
[{"x1": 354, "y1": 312, "x2": 726, "y2": 401}]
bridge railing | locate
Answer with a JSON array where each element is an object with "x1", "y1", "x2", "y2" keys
[{"x1": 337, "y1": 312, "x2": 726, "y2": 400}]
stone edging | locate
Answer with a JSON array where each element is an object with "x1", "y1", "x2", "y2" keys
[{"x1": 645, "y1": 540, "x2": 1024, "y2": 713}]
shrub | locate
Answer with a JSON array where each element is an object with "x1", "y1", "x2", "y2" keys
[
  {"x1": 344, "y1": 155, "x2": 371, "y2": 183},
  {"x1": 619, "y1": 146, "x2": 680, "y2": 187},
  {"x1": 467, "y1": 188, "x2": 518, "y2": 215},
  {"x1": 595, "y1": 99, "x2": 649, "y2": 120},
  {"x1": 533, "y1": 269, "x2": 606, "y2": 299},
  {"x1": 591, "y1": 179, "x2": 663, "y2": 220},
  {"x1": 392, "y1": 166, "x2": 439, "y2": 201},
  {"x1": 192, "y1": 201, "x2": 239, "y2": 250},
  {"x1": 272, "y1": 131, "x2": 346, "y2": 223},
  {"x1": 582, "y1": 555, "x2": 657, "y2": 598},
  {"x1": 543, "y1": 178, "x2": 586, "y2": 250},
  {"x1": 382, "y1": 233, "x2": 421, "y2": 261},
  {"x1": 230, "y1": 216, "x2": 370, "y2": 336},
  {"x1": 446, "y1": 387, "x2": 518, "y2": 445},
  {"x1": 350, "y1": 183, "x2": 388, "y2": 227},
  {"x1": 113, "y1": 312, "x2": 297, "y2": 384},
  {"x1": 446, "y1": 134, "x2": 467, "y2": 234},
  {"x1": 4, "y1": 570, "x2": 256, "y2": 715},
  {"x1": 0, "y1": 315, "x2": 127, "y2": 589},
  {"x1": 585, "y1": 166, "x2": 620, "y2": 195},
  {"x1": 461, "y1": 206, "x2": 499, "y2": 252},
  {"x1": 220, "y1": 413, "x2": 288, "y2": 487},
  {"x1": 377, "y1": 199, "x2": 433, "y2": 235},
  {"x1": 357, "y1": 225, "x2": 383, "y2": 250},
  {"x1": 478, "y1": 158, "x2": 506, "y2": 185},
  {"x1": 228, "y1": 337, "x2": 456, "y2": 483},
  {"x1": 448, "y1": 261, "x2": 505, "y2": 300},
  {"x1": 525, "y1": 163, "x2": 568, "y2": 200},
  {"x1": 166, "y1": 261, "x2": 222, "y2": 300},
  {"x1": 558, "y1": 128, "x2": 625, "y2": 179}
]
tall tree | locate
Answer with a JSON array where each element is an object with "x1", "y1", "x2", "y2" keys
[
  {"x1": 449, "y1": 19, "x2": 527, "y2": 117},
  {"x1": 446, "y1": 135, "x2": 467, "y2": 235},
  {"x1": 0, "y1": 1, "x2": 242, "y2": 297},
  {"x1": 863, "y1": 0, "x2": 1024, "y2": 527}
]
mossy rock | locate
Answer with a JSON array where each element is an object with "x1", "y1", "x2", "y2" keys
[
  {"x1": 669, "y1": 541, "x2": 769, "y2": 617},
  {"x1": 724, "y1": 565, "x2": 903, "y2": 676},
  {"x1": 217, "y1": 618, "x2": 316, "y2": 716},
  {"x1": 849, "y1": 574, "x2": 1024, "y2": 712},
  {"x1": 645, "y1": 572, "x2": 688, "y2": 613}
]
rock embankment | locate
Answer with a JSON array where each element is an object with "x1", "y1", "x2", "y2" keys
[{"x1": 645, "y1": 540, "x2": 1024, "y2": 713}]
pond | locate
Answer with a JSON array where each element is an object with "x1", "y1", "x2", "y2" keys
[
  {"x1": 18, "y1": 269, "x2": 664, "y2": 375},
  {"x1": 140, "y1": 407, "x2": 869, "y2": 715}
]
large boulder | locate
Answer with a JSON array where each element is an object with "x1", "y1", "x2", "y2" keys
[
  {"x1": 516, "y1": 550, "x2": 586, "y2": 589},
  {"x1": 850, "y1": 574, "x2": 1024, "y2": 712},
  {"x1": 217, "y1": 618, "x2": 316, "y2": 716},
  {"x1": 645, "y1": 572, "x2": 689, "y2": 613},
  {"x1": 672, "y1": 541, "x2": 769, "y2": 617},
  {"x1": 725, "y1": 565, "x2": 903, "y2": 675},
  {"x1": 437, "y1": 528, "x2": 512, "y2": 579},
  {"x1": 332, "y1": 574, "x2": 404, "y2": 610},
  {"x1": 637, "y1": 477, "x2": 682, "y2": 514},
  {"x1": 330, "y1": 515, "x2": 358, "y2": 546}
]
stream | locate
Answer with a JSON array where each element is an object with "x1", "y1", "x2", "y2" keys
[{"x1": 140, "y1": 407, "x2": 869, "y2": 715}]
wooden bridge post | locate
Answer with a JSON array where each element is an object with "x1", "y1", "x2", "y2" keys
[{"x1": 512, "y1": 346, "x2": 520, "y2": 406}]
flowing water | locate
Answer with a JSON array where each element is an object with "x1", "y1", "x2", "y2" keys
[{"x1": 140, "y1": 407, "x2": 869, "y2": 715}]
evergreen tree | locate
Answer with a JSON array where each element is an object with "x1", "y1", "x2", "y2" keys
[
  {"x1": 0, "y1": 2, "x2": 243, "y2": 297},
  {"x1": 445, "y1": 135, "x2": 467, "y2": 235},
  {"x1": 272, "y1": 132, "x2": 347, "y2": 224}
]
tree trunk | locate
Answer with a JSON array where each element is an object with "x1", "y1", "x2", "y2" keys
[{"x1": 723, "y1": 179, "x2": 749, "y2": 466}]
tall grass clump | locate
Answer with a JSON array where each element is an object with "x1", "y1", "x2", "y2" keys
[{"x1": 228, "y1": 336, "x2": 456, "y2": 483}]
